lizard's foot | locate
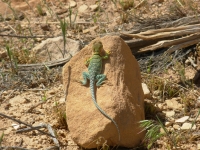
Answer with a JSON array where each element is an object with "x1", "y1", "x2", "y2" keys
[
  {"x1": 97, "y1": 80, "x2": 113, "y2": 87},
  {"x1": 81, "y1": 72, "x2": 89, "y2": 85},
  {"x1": 105, "y1": 50, "x2": 111, "y2": 54},
  {"x1": 96, "y1": 74, "x2": 106, "y2": 86}
]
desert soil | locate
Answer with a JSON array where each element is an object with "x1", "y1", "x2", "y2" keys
[{"x1": 0, "y1": 0, "x2": 200, "y2": 149}]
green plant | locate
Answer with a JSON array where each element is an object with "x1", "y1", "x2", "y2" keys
[
  {"x1": 68, "y1": 6, "x2": 78, "y2": 28},
  {"x1": 190, "y1": 109, "x2": 200, "y2": 132},
  {"x1": 54, "y1": 101, "x2": 67, "y2": 128},
  {"x1": 140, "y1": 119, "x2": 164, "y2": 149},
  {"x1": 140, "y1": 116, "x2": 178, "y2": 149},
  {"x1": 41, "y1": 91, "x2": 47, "y2": 102},
  {"x1": 5, "y1": 44, "x2": 18, "y2": 73},
  {"x1": 36, "y1": 3, "x2": 46, "y2": 16},
  {"x1": 59, "y1": 18, "x2": 68, "y2": 57},
  {"x1": 0, "y1": 132, "x2": 4, "y2": 146}
]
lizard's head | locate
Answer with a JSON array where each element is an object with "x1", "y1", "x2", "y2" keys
[{"x1": 92, "y1": 41, "x2": 103, "y2": 55}]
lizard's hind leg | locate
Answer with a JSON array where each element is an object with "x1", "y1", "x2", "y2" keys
[
  {"x1": 96, "y1": 74, "x2": 106, "y2": 87},
  {"x1": 81, "y1": 72, "x2": 89, "y2": 85}
]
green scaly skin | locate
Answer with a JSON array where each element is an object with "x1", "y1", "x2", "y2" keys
[{"x1": 81, "y1": 41, "x2": 120, "y2": 141}]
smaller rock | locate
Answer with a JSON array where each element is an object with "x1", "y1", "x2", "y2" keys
[
  {"x1": 165, "y1": 111, "x2": 175, "y2": 117},
  {"x1": 142, "y1": 83, "x2": 151, "y2": 99},
  {"x1": 185, "y1": 59, "x2": 190, "y2": 65},
  {"x1": 175, "y1": 116, "x2": 189, "y2": 123},
  {"x1": 69, "y1": 1, "x2": 77, "y2": 8},
  {"x1": 165, "y1": 121, "x2": 173, "y2": 127},
  {"x1": 12, "y1": 124, "x2": 20, "y2": 130},
  {"x1": 157, "y1": 103, "x2": 163, "y2": 110},
  {"x1": 165, "y1": 98, "x2": 182, "y2": 109},
  {"x1": 181, "y1": 123, "x2": 196, "y2": 130},
  {"x1": 59, "y1": 97, "x2": 65, "y2": 104},
  {"x1": 173, "y1": 124, "x2": 180, "y2": 130},
  {"x1": 197, "y1": 143, "x2": 200, "y2": 150},
  {"x1": 153, "y1": 90, "x2": 160, "y2": 96},
  {"x1": 78, "y1": 4, "x2": 88, "y2": 13},
  {"x1": 89, "y1": 5, "x2": 99, "y2": 11},
  {"x1": 82, "y1": 29, "x2": 90, "y2": 34}
]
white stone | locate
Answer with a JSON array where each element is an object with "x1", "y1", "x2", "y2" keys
[
  {"x1": 59, "y1": 97, "x2": 65, "y2": 104},
  {"x1": 165, "y1": 111, "x2": 175, "y2": 117},
  {"x1": 197, "y1": 143, "x2": 200, "y2": 150},
  {"x1": 142, "y1": 83, "x2": 151, "y2": 99},
  {"x1": 175, "y1": 116, "x2": 189, "y2": 123},
  {"x1": 165, "y1": 121, "x2": 173, "y2": 127},
  {"x1": 12, "y1": 124, "x2": 20, "y2": 130},
  {"x1": 173, "y1": 124, "x2": 180, "y2": 130},
  {"x1": 89, "y1": 5, "x2": 98, "y2": 11},
  {"x1": 165, "y1": 98, "x2": 182, "y2": 109},
  {"x1": 181, "y1": 123, "x2": 196, "y2": 130},
  {"x1": 69, "y1": 1, "x2": 77, "y2": 8},
  {"x1": 78, "y1": 4, "x2": 88, "y2": 13}
]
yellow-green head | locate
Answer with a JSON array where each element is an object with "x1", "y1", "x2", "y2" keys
[{"x1": 92, "y1": 41, "x2": 103, "y2": 55}]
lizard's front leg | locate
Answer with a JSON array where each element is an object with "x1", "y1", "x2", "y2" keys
[
  {"x1": 96, "y1": 74, "x2": 106, "y2": 87},
  {"x1": 101, "y1": 50, "x2": 110, "y2": 60},
  {"x1": 81, "y1": 72, "x2": 90, "y2": 85}
]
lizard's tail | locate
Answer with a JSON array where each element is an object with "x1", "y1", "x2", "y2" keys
[{"x1": 90, "y1": 79, "x2": 121, "y2": 141}]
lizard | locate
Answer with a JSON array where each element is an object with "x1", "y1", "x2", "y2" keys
[{"x1": 81, "y1": 41, "x2": 120, "y2": 141}]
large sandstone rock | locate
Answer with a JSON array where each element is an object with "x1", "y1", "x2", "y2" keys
[{"x1": 62, "y1": 36, "x2": 145, "y2": 148}]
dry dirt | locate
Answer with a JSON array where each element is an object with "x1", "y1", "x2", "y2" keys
[{"x1": 0, "y1": 0, "x2": 200, "y2": 150}]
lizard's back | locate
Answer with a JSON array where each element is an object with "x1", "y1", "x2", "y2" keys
[{"x1": 88, "y1": 55, "x2": 102, "y2": 77}]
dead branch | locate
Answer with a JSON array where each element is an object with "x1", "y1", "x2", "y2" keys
[
  {"x1": 17, "y1": 123, "x2": 60, "y2": 150},
  {"x1": 26, "y1": 101, "x2": 45, "y2": 113},
  {"x1": 0, "y1": 113, "x2": 54, "y2": 138},
  {"x1": 138, "y1": 24, "x2": 200, "y2": 35},
  {"x1": 0, "y1": 34, "x2": 55, "y2": 38},
  {"x1": 17, "y1": 57, "x2": 71, "y2": 71},
  {"x1": 123, "y1": 14, "x2": 200, "y2": 35},
  {"x1": 121, "y1": 27, "x2": 200, "y2": 40},
  {"x1": 165, "y1": 38, "x2": 200, "y2": 55},
  {"x1": 16, "y1": 124, "x2": 46, "y2": 133},
  {"x1": 138, "y1": 33, "x2": 200, "y2": 52},
  {"x1": 0, "y1": 146, "x2": 32, "y2": 150}
]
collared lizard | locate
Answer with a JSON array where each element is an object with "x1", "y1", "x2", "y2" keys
[{"x1": 81, "y1": 41, "x2": 120, "y2": 141}]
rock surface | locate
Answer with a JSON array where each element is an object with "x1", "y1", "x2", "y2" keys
[
  {"x1": 62, "y1": 36, "x2": 145, "y2": 148},
  {"x1": 33, "y1": 36, "x2": 81, "y2": 62}
]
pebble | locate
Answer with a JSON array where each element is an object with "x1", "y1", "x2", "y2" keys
[
  {"x1": 165, "y1": 98, "x2": 182, "y2": 109},
  {"x1": 173, "y1": 124, "x2": 180, "y2": 130},
  {"x1": 197, "y1": 143, "x2": 200, "y2": 150},
  {"x1": 175, "y1": 116, "x2": 189, "y2": 123},
  {"x1": 69, "y1": 1, "x2": 77, "y2": 8},
  {"x1": 89, "y1": 5, "x2": 99, "y2": 11},
  {"x1": 165, "y1": 110, "x2": 175, "y2": 117},
  {"x1": 142, "y1": 83, "x2": 151, "y2": 99},
  {"x1": 153, "y1": 90, "x2": 160, "y2": 96},
  {"x1": 165, "y1": 121, "x2": 173, "y2": 127},
  {"x1": 78, "y1": 4, "x2": 88, "y2": 13},
  {"x1": 181, "y1": 123, "x2": 196, "y2": 130}
]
